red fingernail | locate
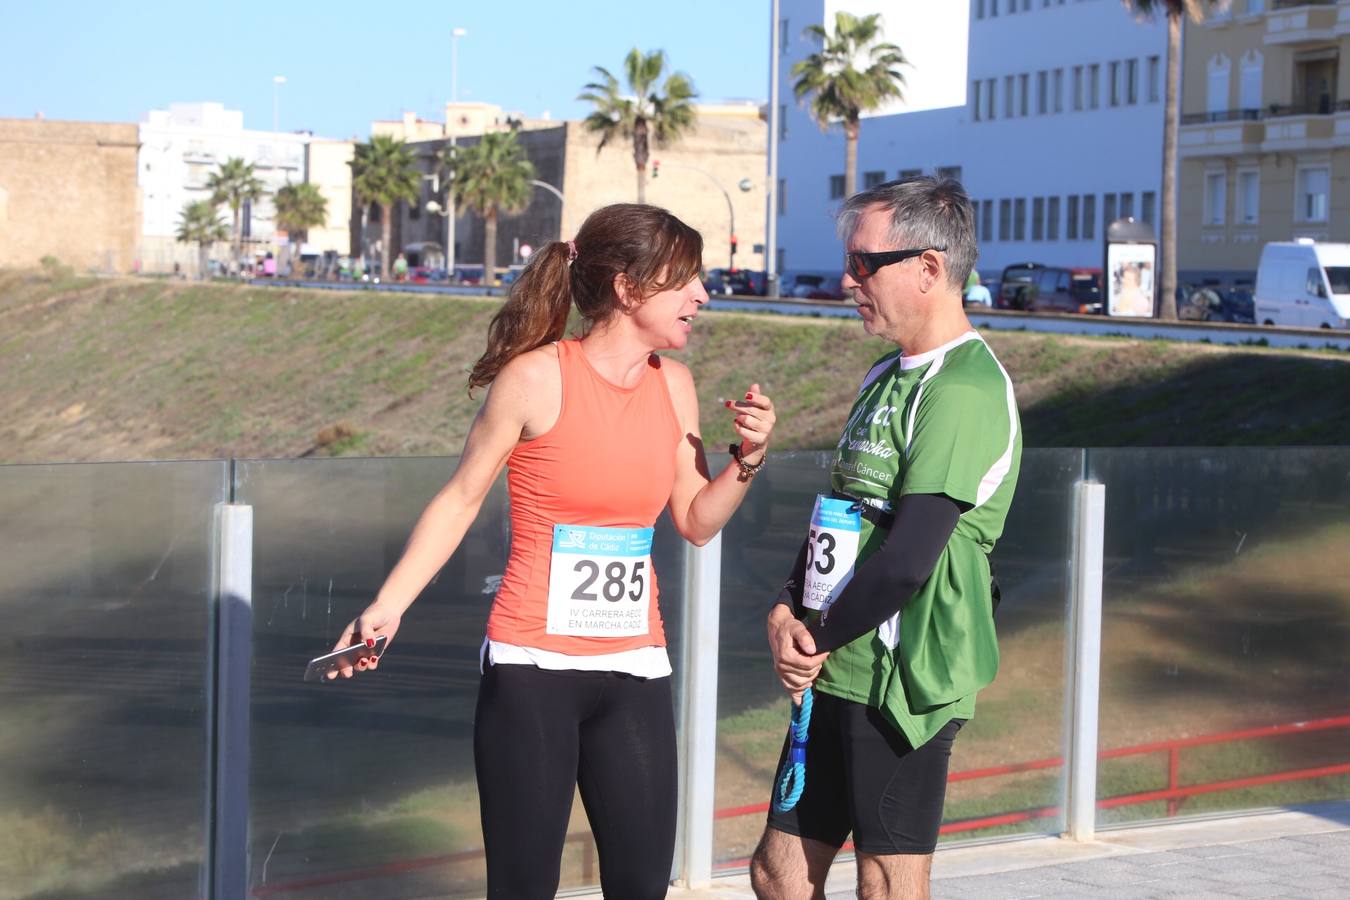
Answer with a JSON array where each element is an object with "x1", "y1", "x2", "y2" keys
[
  {"x1": 357, "y1": 658, "x2": 368, "y2": 668},
  {"x1": 745, "y1": 392, "x2": 753, "y2": 400},
  {"x1": 724, "y1": 400, "x2": 733, "y2": 408},
  {"x1": 366, "y1": 638, "x2": 375, "y2": 648}
]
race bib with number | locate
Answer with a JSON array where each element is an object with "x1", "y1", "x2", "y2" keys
[
  {"x1": 802, "y1": 495, "x2": 863, "y2": 613},
  {"x1": 546, "y1": 524, "x2": 654, "y2": 637}
]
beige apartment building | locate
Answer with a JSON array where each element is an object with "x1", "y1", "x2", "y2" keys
[
  {"x1": 304, "y1": 139, "x2": 356, "y2": 257},
  {"x1": 387, "y1": 103, "x2": 767, "y2": 275},
  {"x1": 1179, "y1": 0, "x2": 1350, "y2": 279},
  {"x1": 0, "y1": 118, "x2": 140, "y2": 272}
]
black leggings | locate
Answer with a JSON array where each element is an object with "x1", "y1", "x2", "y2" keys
[{"x1": 473, "y1": 663, "x2": 677, "y2": 899}]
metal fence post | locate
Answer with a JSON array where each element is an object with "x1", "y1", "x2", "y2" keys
[
  {"x1": 214, "y1": 504, "x2": 253, "y2": 899},
  {"x1": 1064, "y1": 481, "x2": 1105, "y2": 842},
  {"x1": 675, "y1": 534, "x2": 722, "y2": 888}
]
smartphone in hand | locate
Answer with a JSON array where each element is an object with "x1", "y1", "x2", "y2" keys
[{"x1": 304, "y1": 635, "x2": 388, "y2": 683}]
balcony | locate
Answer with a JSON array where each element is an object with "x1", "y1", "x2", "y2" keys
[
  {"x1": 1266, "y1": 2, "x2": 1339, "y2": 44},
  {"x1": 1179, "y1": 109, "x2": 1265, "y2": 157}
]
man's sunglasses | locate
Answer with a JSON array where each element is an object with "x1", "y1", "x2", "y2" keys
[{"x1": 845, "y1": 247, "x2": 946, "y2": 281}]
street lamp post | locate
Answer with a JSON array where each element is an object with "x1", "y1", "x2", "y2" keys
[
  {"x1": 530, "y1": 179, "x2": 566, "y2": 241},
  {"x1": 653, "y1": 161, "x2": 752, "y2": 270},
  {"x1": 272, "y1": 75, "x2": 286, "y2": 134},
  {"x1": 446, "y1": 27, "x2": 467, "y2": 281}
]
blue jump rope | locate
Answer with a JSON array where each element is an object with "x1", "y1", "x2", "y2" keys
[{"x1": 771, "y1": 686, "x2": 814, "y2": 813}]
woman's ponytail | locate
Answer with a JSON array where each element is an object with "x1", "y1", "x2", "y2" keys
[{"x1": 468, "y1": 241, "x2": 573, "y2": 391}]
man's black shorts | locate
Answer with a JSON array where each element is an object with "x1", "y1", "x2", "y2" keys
[{"x1": 765, "y1": 690, "x2": 964, "y2": 855}]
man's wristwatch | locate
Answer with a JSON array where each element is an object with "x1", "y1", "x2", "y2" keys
[{"x1": 729, "y1": 442, "x2": 767, "y2": 477}]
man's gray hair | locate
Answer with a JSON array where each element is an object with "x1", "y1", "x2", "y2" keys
[{"x1": 836, "y1": 176, "x2": 978, "y2": 292}]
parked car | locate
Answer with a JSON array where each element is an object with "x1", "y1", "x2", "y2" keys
[
  {"x1": 702, "y1": 267, "x2": 730, "y2": 295},
  {"x1": 724, "y1": 269, "x2": 766, "y2": 296},
  {"x1": 408, "y1": 266, "x2": 448, "y2": 284},
  {"x1": 998, "y1": 263, "x2": 1098, "y2": 314},
  {"x1": 787, "y1": 272, "x2": 846, "y2": 301},
  {"x1": 1253, "y1": 240, "x2": 1350, "y2": 328},
  {"x1": 1178, "y1": 283, "x2": 1255, "y2": 324}
]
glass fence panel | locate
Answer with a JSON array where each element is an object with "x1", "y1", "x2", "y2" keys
[
  {"x1": 0, "y1": 461, "x2": 225, "y2": 899},
  {"x1": 236, "y1": 457, "x2": 686, "y2": 899},
  {"x1": 711, "y1": 450, "x2": 1081, "y2": 868},
  {"x1": 1090, "y1": 448, "x2": 1350, "y2": 828}
]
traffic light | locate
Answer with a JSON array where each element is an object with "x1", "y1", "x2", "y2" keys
[
  {"x1": 730, "y1": 234, "x2": 738, "y2": 266},
  {"x1": 652, "y1": 159, "x2": 660, "y2": 179}
]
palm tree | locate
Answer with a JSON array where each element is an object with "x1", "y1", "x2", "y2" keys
[
  {"x1": 175, "y1": 200, "x2": 228, "y2": 280},
  {"x1": 205, "y1": 157, "x2": 264, "y2": 272},
  {"x1": 274, "y1": 182, "x2": 329, "y2": 274},
  {"x1": 1126, "y1": 1, "x2": 1222, "y2": 321},
  {"x1": 450, "y1": 131, "x2": 535, "y2": 287},
  {"x1": 792, "y1": 11, "x2": 907, "y2": 199},
  {"x1": 350, "y1": 135, "x2": 420, "y2": 281},
  {"x1": 579, "y1": 48, "x2": 697, "y2": 203}
]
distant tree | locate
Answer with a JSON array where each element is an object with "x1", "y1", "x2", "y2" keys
[
  {"x1": 205, "y1": 157, "x2": 264, "y2": 271},
  {"x1": 1125, "y1": 0, "x2": 1224, "y2": 320},
  {"x1": 579, "y1": 48, "x2": 697, "y2": 203},
  {"x1": 274, "y1": 182, "x2": 328, "y2": 273},
  {"x1": 175, "y1": 200, "x2": 229, "y2": 280},
  {"x1": 792, "y1": 11, "x2": 907, "y2": 199},
  {"x1": 450, "y1": 131, "x2": 535, "y2": 286},
  {"x1": 349, "y1": 136, "x2": 420, "y2": 281}
]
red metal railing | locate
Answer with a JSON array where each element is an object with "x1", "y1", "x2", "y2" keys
[{"x1": 251, "y1": 714, "x2": 1350, "y2": 894}]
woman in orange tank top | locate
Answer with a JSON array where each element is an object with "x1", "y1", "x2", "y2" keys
[{"x1": 326, "y1": 204, "x2": 777, "y2": 899}]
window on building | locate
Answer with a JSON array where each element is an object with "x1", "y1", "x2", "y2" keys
[
  {"x1": 973, "y1": 80, "x2": 983, "y2": 120},
  {"x1": 1022, "y1": 0, "x2": 1030, "y2": 10},
  {"x1": 1020, "y1": 73, "x2": 1030, "y2": 116},
  {"x1": 987, "y1": 78, "x2": 997, "y2": 119},
  {"x1": 1120, "y1": 191, "x2": 1134, "y2": 219},
  {"x1": 937, "y1": 165, "x2": 963, "y2": 183},
  {"x1": 1033, "y1": 197, "x2": 1046, "y2": 240},
  {"x1": 999, "y1": 199, "x2": 1012, "y2": 240},
  {"x1": 1038, "y1": 71, "x2": 1048, "y2": 114},
  {"x1": 1088, "y1": 64, "x2": 1100, "y2": 109},
  {"x1": 1148, "y1": 56, "x2": 1161, "y2": 103},
  {"x1": 982, "y1": 198, "x2": 994, "y2": 242},
  {"x1": 1142, "y1": 190, "x2": 1156, "y2": 225},
  {"x1": 990, "y1": 0, "x2": 998, "y2": 16},
  {"x1": 777, "y1": 247, "x2": 786, "y2": 273},
  {"x1": 780, "y1": 17, "x2": 789, "y2": 53},
  {"x1": 863, "y1": 170, "x2": 886, "y2": 189},
  {"x1": 1104, "y1": 192, "x2": 1117, "y2": 226},
  {"x1": 1067, "y1": 195, "x2": 1080, "y2": 239},
  {"x1": 1073, "y1": 66, "x2": 1084, "y2": 111},
  {"x1": 778, "y1": 177, "x2": 787, "y2": 215},
  {"x1": 1240, "y1": 50, "x2": 1263, "y2": 112},
  {"x1": 1083, "y1": 194, "x2": 1096, "y2": 240},
  {"x1": 1054, "y1": 69, "x2": 1064, "y2": 113},
  {"x1": 1048, "y1": 196, "x2": 1061, "y2": 240},
  {"x1": 1005, "y1": 76, "x2": 1016, "y2": 116},
  {"x1": 1204, "y1": 171, "x2": 1227, "y2": 225},
  {"x1": 1126, "y1": 59, "x2": 1138, "y2": 105},
  {"x1": 1297, "y1": 166, "x2": 1330, "y2": 222},
  {"x1": 1014, "y1": 198, "x2": 1027, "y2": 240},
  {"x1": 976, "y1": 0, "x2": 985, "y2": 18},
  {"x1": 779, "y1": 104, "x2": 788, "y2": 141},
  {"x1": 1207, "y1": 54, "x2": 1231, "y2": 115},
  {"x1": 1108, "y1": 61, "x2": 1121, "y2": 106},
  {"x1": 1236, "y1": 170, "x2": 1259, "y2": 225},
  {"x1": 829, "y1": 174, "x2": 846, "y2": 199},
  {"x1": 899, "y1": 168, "x2": 923, "y2": 181}
]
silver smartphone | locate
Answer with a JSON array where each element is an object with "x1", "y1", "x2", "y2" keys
[{"x1": 304, "y1": 634, "x2": 388, "y2": 682}]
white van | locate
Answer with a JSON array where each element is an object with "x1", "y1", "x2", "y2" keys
[{"x1": 1253, "y1": 240, "x2": 1350, "y2": 328}]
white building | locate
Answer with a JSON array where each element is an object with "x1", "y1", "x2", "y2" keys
[
  {"x1": 773, "y1": 0, "x2": 1169, "y2": 281},
  {"x1": 138, "y1": 102, "x2": 309, "y2": 272}
]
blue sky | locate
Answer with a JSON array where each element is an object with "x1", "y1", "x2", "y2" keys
[{"x1": 4, "y1": 1, "x2": 769, "y2": 139}]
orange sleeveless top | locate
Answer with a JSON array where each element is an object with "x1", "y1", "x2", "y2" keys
[{"x1": 486, "y1": 339, "x2": 683, "y2": 653}]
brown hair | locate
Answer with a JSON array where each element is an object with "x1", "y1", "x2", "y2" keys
[{"x1": 468, "y1": 203, "x2": 703, "y2": 390}]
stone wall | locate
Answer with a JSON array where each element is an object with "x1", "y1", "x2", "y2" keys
[{"x1": 0, "y1": 119, "x2": 140, "y2": 272}]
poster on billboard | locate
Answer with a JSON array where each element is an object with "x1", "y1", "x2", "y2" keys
[{"x1": 1106, "y1": 240, "x2": 1157, "y2": 318}]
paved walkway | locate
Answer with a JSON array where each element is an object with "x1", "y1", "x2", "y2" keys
[{"x1": 588, "y1": 802, "x2": 1350, "y2": 900}]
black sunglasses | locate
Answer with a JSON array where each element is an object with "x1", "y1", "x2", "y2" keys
[{"x1": 845, "y1": 247, "x2": 946, "y2": 281}]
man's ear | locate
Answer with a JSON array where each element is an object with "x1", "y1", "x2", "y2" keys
[{"x1": 919, "y1": 250, "x2": 944, "y2": 293}]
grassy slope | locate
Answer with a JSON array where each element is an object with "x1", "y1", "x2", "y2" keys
[{"x1": 4, "y1": 270, "x2": 1350, "y2": 465}]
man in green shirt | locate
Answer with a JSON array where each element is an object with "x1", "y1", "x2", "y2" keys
[{"x1": 751, "y1": 177, "x2": 1021, "y2": 900}]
